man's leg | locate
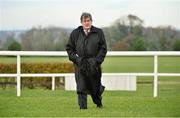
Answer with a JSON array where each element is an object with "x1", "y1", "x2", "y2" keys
[
  {"x1": 98, "y1": 85, "x2": 105, "y2": 108},
  {"x1": 78, "y1": 93, "x2": 87, "y2": 109},
  {"x1": 100, "y1": 85, "x2": 105, "y2": 100},
  {"x1": 90, "y1": 85, "x2": 105, "y2": 108},
  {"x1": 91, "y1": 93, "x2": 102, "y2": 107}
]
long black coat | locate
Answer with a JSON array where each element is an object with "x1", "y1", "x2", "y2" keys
[{"x1": 66, "y1": 26, "x2": 107, "y2": 94}]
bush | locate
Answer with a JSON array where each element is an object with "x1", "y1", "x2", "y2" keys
[
  {"x1": 173, "y1": 40, "x2": 180, "y2": 51},
  {"x1": 7, "y1": 40, "x2": 22, "y2": 51},
  {"x1": 0, "y1": 63, "x2": 74, "y2": 89},
  {"x1": 132, "y1": 38, "x2": 146, "y2": 51}
]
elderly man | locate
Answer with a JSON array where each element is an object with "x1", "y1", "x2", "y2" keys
[{"x1": 66, "y1": 12, "x2": 107, "y2": 109}]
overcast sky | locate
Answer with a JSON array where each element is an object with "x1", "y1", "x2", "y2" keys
[{"x1": 0, "y1": 0, "x2": 180, "y2": 30}]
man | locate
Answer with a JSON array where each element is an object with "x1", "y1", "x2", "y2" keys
[{"x1": 66, "y1": 12, "x2": 107, "y2": 109}]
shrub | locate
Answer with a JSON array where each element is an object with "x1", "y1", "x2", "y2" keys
[{"x1": 0, "y1": 62, "x2": 74, "y2": 89}]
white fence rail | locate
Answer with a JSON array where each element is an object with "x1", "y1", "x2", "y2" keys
[{"x1": 0, "y1": 51, "x2": 180, "y2": 97}]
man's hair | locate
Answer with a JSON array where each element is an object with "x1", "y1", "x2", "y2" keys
[{"x1": 80, "y1": 12, "x2": 92, "y2": 22}]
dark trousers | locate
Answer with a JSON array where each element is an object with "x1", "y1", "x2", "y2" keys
[
  {"x1": 78, "y1": 93, "x2": 102, "y2": 109},
  {"x1": 78, "y1": 93, "x2": 87, "y2": 109},
  {"x1": 78, "y1": 89, "x2": 102, "y2": 109}
]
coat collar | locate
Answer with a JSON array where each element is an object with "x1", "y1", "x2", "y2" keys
[{"x1": 77, "y1": 26, "x2": 98, "y2": 33}]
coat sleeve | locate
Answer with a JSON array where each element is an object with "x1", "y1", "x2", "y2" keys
[
  {"x1": 96, "y1": 29, "x2": 107, "y2": 65},
  {"x1": 66, "y1": 30, "x2": 81, "y2": 64}
]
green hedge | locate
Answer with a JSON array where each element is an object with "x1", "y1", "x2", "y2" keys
[{"x1": 0, "y1": 63, "x2": 74, "y2": 89}]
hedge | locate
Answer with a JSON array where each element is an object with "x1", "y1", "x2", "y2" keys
[{"x1": 0, "y1": 63, "x2": 74, "y2": 89}]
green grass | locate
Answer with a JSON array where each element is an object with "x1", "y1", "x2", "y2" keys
[
  {"x1": 0, "y1": 56, "x2": 180, "y2": 116},
  {"x1": 103, "y1": 56, "x2": 180, "y2": 73},
  {"x1": 0, "y1": 81, "x2": 180, "y2": 117}
]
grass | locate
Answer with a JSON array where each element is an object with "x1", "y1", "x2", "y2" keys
[
  {"x1": 0, "y1": 80, "x2": 180, "y2": 117},
  {"x1": 0, "y1": 56, "x2": 180, "y2": 116}
]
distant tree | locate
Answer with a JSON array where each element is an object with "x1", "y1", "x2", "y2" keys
[
  {"x1": 114, "y1": 14, "x2": 143, "y2": 34},
  {"x1": 21, "y1": 30, "x2": 34, "y2": 50},
  {"x1": 132, "y1": 26, "x2": 144, "y2": 37},
  {"x1": 173, "y1": 40, "x2": 180, "y2": 51},
  {"x1": 132, "y1": 38, "x2": 146, "y2": 51},
  {"x1": 21, "y1": 27, "x2": 70, "y2": 51},
  {"x1": 112, "y1": 39, "x2": 129, "y2": 51},
  {"x1": 7, "y1": 40, "x2": 22, "y2": 51},
  {"x1": 55, "y1": 30, "x2": 69, "y2": 51},
  {"x1": 0, "y1": 40, "x2": 3, "y2": 50},
  {"x1": 107, "y1": 14, "x2": 144, "y2": 51},
  {"x1": 3, "y1": 35, "x2": 21, "y2": 51}
]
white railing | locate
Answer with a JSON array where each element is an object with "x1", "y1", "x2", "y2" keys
[{"x1": 0, "y1": 51, "x2": 180, "y2": 97}]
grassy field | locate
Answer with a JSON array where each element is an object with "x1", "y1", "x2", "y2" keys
[
  {"x1": 0, "y1": 56, "x2": 180, "y2": 116},
  {"x1": 0, "y1": 82, "x2": 180, "y2": 117}
]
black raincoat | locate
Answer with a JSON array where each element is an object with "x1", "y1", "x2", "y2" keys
[{"x1": 66, "y1": 26, "x2": 107, "y2": 95}]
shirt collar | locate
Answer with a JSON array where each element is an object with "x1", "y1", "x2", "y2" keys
[{"x1": 83, "y1": 28, "x2": 91, "y2": 33}]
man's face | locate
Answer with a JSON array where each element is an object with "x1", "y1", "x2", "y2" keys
[{"x1": 81, "y1": 17, "x2": 92, "y2": 30}]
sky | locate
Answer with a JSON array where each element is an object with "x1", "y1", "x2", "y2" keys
[{"x1": 0, "y1": 0, "x2": 180, "y2": 30}]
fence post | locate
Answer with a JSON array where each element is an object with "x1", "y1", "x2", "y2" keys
[
  {"x1": 153, "y1": 55, "x2": 158, "y2": 97},
  {"x1": 17, "y1": 55, "x2": 21, "y2": 97},
  {"x1": 52, "y1": 76, "x2": 55, "y2": 91}
]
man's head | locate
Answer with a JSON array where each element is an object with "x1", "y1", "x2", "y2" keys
[{"x1": 80, "y1": 12, "x2": 92, "y2": 30}]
